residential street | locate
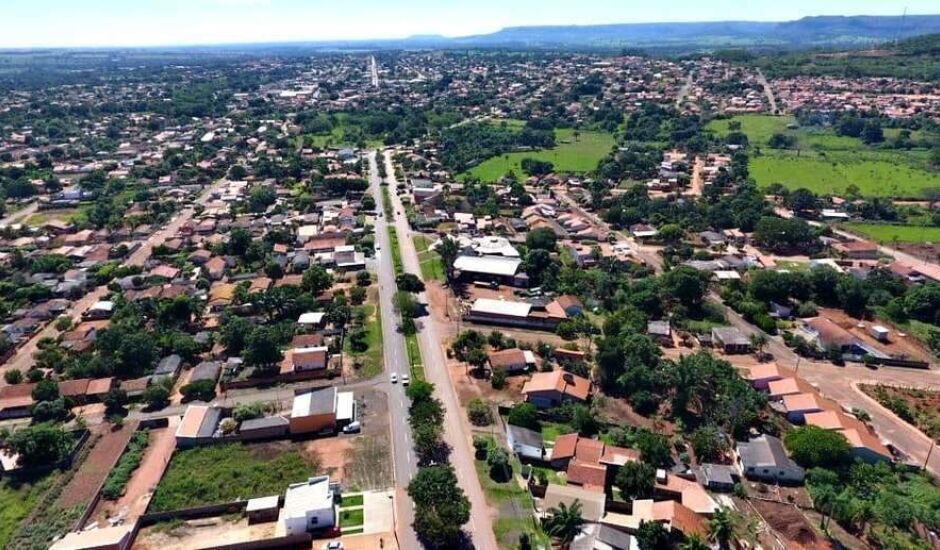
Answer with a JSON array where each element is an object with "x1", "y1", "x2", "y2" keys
[{"x1": 384, "y1": 151, "x2": 499, "y2": 550}]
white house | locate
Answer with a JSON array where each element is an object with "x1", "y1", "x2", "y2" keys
[{"x1": 280, "y1": 475, "x2": 336, "y2": 534}]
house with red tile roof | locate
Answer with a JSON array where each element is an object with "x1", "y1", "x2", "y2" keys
[{"x1": 521, "y1": 370, "x2": 591, "y2": 408}]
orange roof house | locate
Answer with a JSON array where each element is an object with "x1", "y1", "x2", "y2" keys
[{"x1": 522, "y1": 370, "x2": 591, "y2": 408}]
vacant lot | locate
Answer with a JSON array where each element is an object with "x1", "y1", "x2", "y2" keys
[
  {"x1": 750, "y1": 152, "x2": 940, "y2": 197},
  {"x1": 709, "y1": 114, "x2": 940, "y2": 197},
  {"x1": 842, "y1": 222, "x2": 940, "y2": 244},
  {"x1": 461, "y1": 128, "x2": 615, "y2": 182},
  {"x1": 57, "y1": 422, "x2": 138, "y2": 509},
  {"x1": 149, "y1": 441, "x2": 318, "y2": 512},
  {"x1": 0, "y1": 473, "x2": 60, "y2": 548}
]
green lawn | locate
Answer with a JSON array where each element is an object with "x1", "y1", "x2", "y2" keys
[
  {"x1": 339, "y1": 507, "x2": 364, "y2": 528},
  {"x1": 340, "y1": 493, "x2": 364, "y2": 508},
  {"x1": 149, "y1": 443, "x2": 317, "y2": 512},
  {"x1": 0, "y1": 475, "x2": 58, "y2": 549},
  {"x1": 710, "y1": 114, "x2": 940, "y2": 198},
  {"x1": 413, "y1": 234, "x2": 444, "y2": 281},
  {"x1": 460, "y1": 129, "x2": 615, "y2": 182},
  {"x1": 842, "y1": 223, "x2": 940, "y2": 244},
  {"x1": 346, "y1": 303, "x2": 384, "y2": 379},
  {"x1": 540, "y1": 422, "x2": 574, "y2": 444}
]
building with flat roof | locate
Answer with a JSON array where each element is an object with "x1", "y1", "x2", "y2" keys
[
  {"x1": 49, "y1": 522, "x2": 136, "y2": 550},
  {"x1": 289, "y1": 387, "x2": 355, "y2": 434},
  {"x1": 279, "y1": 475, "x2": 336, "y2": 535}
]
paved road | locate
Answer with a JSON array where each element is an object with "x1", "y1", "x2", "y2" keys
[
  {"x1": 384, "y1": 151, "x2": 498, "y2": 550},
  {"x1": 366, "y1": 152, "x2": 421, "y2": 550},
  {"x1": 370, "y1": 56, "x2": 380, "y2": 88},
  {"x1": 1, "y1": 179, "x2": 228, "y2": 382},
  {"x1": 756, "y1": 68, "x2": 778, "y2": 114},
  {"x1": 719, "y1": 300, "x2": 940, "y2": 475}
]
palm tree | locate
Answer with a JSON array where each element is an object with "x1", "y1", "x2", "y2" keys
[
  {"x1": 749, "y1": 332, "x2": 768, "y2": 358},
  {"x1": 708, "y1": 507, "x2": 735, "y2": 549},
  {"x1": 679, "y1": 534, "x2": 710, "y2": 550},
  {"x1": 708, "y1": 507, "x2": 757, "y2": 549},
  {"x1": 543, "y1": 500, "x2": 585, "y2": 548}
]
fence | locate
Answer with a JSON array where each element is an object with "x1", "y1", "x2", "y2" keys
[
  {"x1": 140, "y1": 500, "x2": 249, "y2": 526},
  {"x1": 220, "y1": 368, "x2": 339, "y2": 391},
  {"x1": 201, "y1": 534, "x2": 313, "y2": 550}
]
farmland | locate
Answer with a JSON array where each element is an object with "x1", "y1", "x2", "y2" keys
[
  {"x1": 460, "y1": 128, "x2": 615, "y2": 182},
  {"x1": 842, "y1": 223, "x2": 940, "y2": 244},
  {"x1": 709, "y1": 114, "x2": 940, "y2": 197}
]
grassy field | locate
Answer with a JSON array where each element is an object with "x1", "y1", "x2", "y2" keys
[
  {"x1": 24, "y1": 208, "x2": 84, "y2": 227},
  {"x1": 149, "y1": 443, "x2": 317, "y2": 512},
  {"x1": 842, "y1": 223, "x2": 940, "y2": 244},
  {"x1": 460, "y1": 128, "x2": 615, "y2": 182},
  {"x1": 413, "y1": 234, "x2": 444, "y2": 281},
  {"x1": 710, "y1": 114, "x2": 940, "y2": 198},
  {"x1": 347, "y1": 303, "x2": 384, "y2": 379},
  {"x1": 0, "y1": 475, "x2": 58, "y2": 548}
]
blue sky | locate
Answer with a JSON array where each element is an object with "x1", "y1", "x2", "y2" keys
[{"x1": 1, "y1": 0, "x2": 936, "y2": 48}]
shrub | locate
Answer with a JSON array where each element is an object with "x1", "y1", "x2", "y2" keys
[
  {"x1": 467, "y1": 398, "x2": 493, "y2": 426},
  {"x1": 4, "y1": 369, "x2": 23, "y2": 385},
  {"x1": 490, "y1": 368, "x2": 507, "y2": 389},
  {"x1": 101, "y1": 431, "x2": 149, "y2": 500}
]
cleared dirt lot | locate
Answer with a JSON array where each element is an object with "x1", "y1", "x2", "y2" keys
[
  {"x1": 134, "y1": 516, "x2": 275, "y2": 550},
  {"x1": 56, "y1": 421, "x2": 138, "y2": 510},
  {"x1": 820, "y1": 307, "x2": 932, "y2": 363},
  {"x1": 89, "y1": 418, "x2": 179, "y2": 527}
]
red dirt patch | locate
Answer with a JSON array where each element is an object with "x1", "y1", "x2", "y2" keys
[
  {"x1": 751, "y1": 499, "x2": 832, "y2": 550},
  {"x1": 57, "y1": 421, "x2": 139, "y2": 510}
]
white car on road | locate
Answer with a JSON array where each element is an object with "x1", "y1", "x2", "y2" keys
[
  {"x1": 390, "y1": 373, "x2": 398, "y2": 384},
  {"x1": 402, "y1": 374, "x2": 410, "y2": 386}
]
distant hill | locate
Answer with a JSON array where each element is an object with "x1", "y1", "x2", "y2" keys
[
  {"x1": 442, "y1": 15, "x2": 940, "y2": 51},
  {"x1": 755, "y1": 29, "x2": 940, "y2": 81}
]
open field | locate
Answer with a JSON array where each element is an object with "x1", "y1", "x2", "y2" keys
[
  {"x1": 413, "y1": 234, "x2": 444, "y2": 281},
  {"x1": 710, "y1": 114, "x2": 940, "y2": 197},
  {"x1": 460, "y1": 128, "x2": 615, "y2": 182},
  {"x1": 149, "y1": 441, "x2": 318, "y2": 512},
  {"x1": 24, "y1": 208, "x2": 84, "y2": 227},
  {"x1": 751, "y1": 152, "x2": 940, "y2": 197},
  {"x1": 842, "y1": 222, "x2": 940, "y2": 244},
  {"x1": 0, "y1": 474, "x2": 60, "y2": 548}
]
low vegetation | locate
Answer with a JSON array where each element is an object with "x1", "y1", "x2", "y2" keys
[
  {"x1": 101, "y1": 430, "x2": 149, "y2": 500},
  {"x1": 149, "y1": 443, "x2": 317, "y2": 512}
]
